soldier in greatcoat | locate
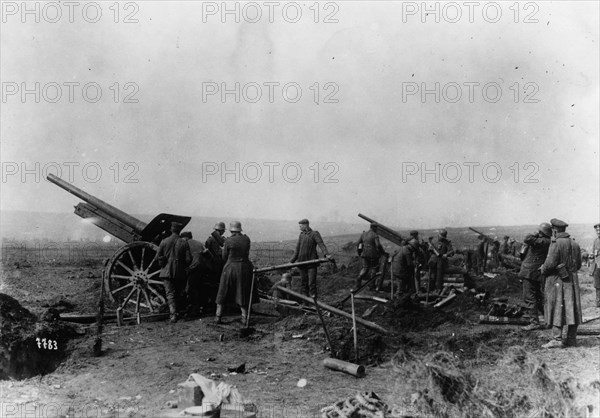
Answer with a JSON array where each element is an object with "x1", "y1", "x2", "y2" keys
[
  {"x1": 215, "y1": 221, "x2": 253, "y2": 324},
  {"x1": 205, "y1": 222, "x2": 226, "y2": 310},
  {"x1": 157, "y1": 221, "x2": 191, "y2": 323},
  {"x1": 592, "y1": 223, "x2": 600, "y2": 307},
  {"x1": 519, "y1": 223, "x2": 552, "y2": 331},
  {"x1": 540, "y1": 218, "x2": 583, "y2": 348},
  {"x1": 356, "y1": 224, "x2": 385, "y2": 289}
]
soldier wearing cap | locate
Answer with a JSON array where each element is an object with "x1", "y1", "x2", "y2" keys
[
  {"x1": 499, "y1": 236, "x2": 511, "y2": 256},
  {"x1": 356, "y1": 224, "x2": 385, "y2": 289},
  {"x1": 429, "y1": 229, "x2": 455, "y2": 292},
  {"x1": 592, "y1": 223, "x2": 600, "y2": 307},
  {"x1": 205, "y1": 222, "x2": 227, "y2": 310},
  {"x1": 392, "y1": 238, "x2": 419, "y2": 295},
  {"x1": 519, "y1": 223, "x2": 552, "y2": 331},
  {"x1": 157, "y1": 221, "x2": 192, "y2": 323},
  {"x1": 290, "y1": 219, "x2": 330, "y2": 297},
  {"x1": 540, "y1": 218, "x2": 583, "y2": 348},
  {"x1": 180, "y1": 231, "x2": 210, "y2": 318},
  {"x1": 215, "y1": 221, "x2": 254, "y2": 324}
]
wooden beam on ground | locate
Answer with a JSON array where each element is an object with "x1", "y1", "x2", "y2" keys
[{"x1": 275, "y1": 286, "x2": 389, "y2": 335}]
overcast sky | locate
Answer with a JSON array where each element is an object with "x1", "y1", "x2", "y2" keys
[{"x1": 1, "y1": 1, "x2": 598, "y2": 229}]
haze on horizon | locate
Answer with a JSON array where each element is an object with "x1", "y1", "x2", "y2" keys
[{"x1": 1, "y1": 1, "x2": 598, "y2": 232}]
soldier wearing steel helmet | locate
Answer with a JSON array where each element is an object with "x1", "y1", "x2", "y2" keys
[
  {"x1": 540, "y1": 218, "x2": 583, "y2": 348},
  {"x1": 519, "y1": 222, "x2": 552, "y2": 331},
  {"x1": 215, "y1": 221, "x2": 253, "y2": 324}
]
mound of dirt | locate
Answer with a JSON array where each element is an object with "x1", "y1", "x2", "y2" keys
[
  {"x1": 394, "y1": 346, "x2": 600, "y2": 417},
  {"x1": 0, "y1": 293, "x2": 78, "y2": 380}
]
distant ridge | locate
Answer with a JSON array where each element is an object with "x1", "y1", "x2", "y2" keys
[{"x1": 1, "y1": 211, "x2": 597, "y2": 249}]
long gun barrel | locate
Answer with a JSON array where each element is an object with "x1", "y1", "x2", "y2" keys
[
  {"x1": 469, "y1": 227, "x2": 496, "y2": 243},
  {"x1": 358, "y1": 213, "x2": 404, "y2": 246},
  {"x1": 47, "y1": 173, "x2": 147, "y2": 233}
]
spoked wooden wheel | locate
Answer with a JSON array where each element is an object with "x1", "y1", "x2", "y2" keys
[{"x1": 104, "y1": 241, "x2": 166, "y2": 315}]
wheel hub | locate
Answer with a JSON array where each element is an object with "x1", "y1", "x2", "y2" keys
[{"x1": 133, "y1": 270, "x2": 147, "y2": 288}]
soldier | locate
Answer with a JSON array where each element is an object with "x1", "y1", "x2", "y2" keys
[
  {"x1": 540, "y1": 218, "x2": 582, "y2": 348},
  {"x1": 429, "y1": 229, "x2": 455, "y2": 292},
  {"x1": 519, "y1": 223, "x2": 552, "y2": 331},
  {"x1": 290, "y1": 219, "x2": 331, "y2": 298},
  {"x1": 270, "y1": 272, "x2": 292, "y2": 300},
  {"x1": 356, "y1": 224, "x2": 384, "y2": 290},
  {"x1": 392, "y1": 239, "x2": 419, "y2": 295},
  {"x1": 215, "y1": 221, "x2": 253, "y2": 324},
  {"x1": 205, "y1": 222, "x2": 226, "y2": 311},
  {"x1": 499, "y1": 236, "x2": 511, "y2": 255},
  {"x1": 157, "y1": 222, "x2": 191, "y2": 323},
  {"x1": 593, "y1": 223, "x2": 600, "y2": 307},
  {"x1": 180, "y1": 231, "x2": 210, "y2": 318},
  {"x1": 509, "y1": 238, "x2": 519, "y2": 256},
  {"x1": 477, "y1": 235, "x2": 487, "y2": 273}
]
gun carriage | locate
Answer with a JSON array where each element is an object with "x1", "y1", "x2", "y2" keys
[{"x1": 47, "y1": 174, "x2": 191, "y2": 316}]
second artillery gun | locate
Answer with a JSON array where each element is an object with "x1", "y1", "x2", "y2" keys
[{"x1": 47, "y1": 173, "x2": 191, "y2": 316}]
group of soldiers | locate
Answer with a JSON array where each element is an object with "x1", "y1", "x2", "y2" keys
[
  {"x1": 356, "y1": 219, "x2": 600, "y2": 349},
  {"x1": 156, "y1": 215, "x2": 600, "y2": 349},
  {"x1": 156, "y1": 220, "x2": 228, "y2": 323},
  {"x1": 156, "y1": 218, "x2": 332, "y2": 324},
  {"x1": 356, "y1": 226, "x2": 472, "y2": 296}
]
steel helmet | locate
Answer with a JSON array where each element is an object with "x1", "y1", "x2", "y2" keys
[
  {"x1": 229, "y1": 221, "x2": 242, "y2": 232},
  {"x1": 214, "y1": 222, "x2": 226, "y2": 231},
  {"x1": 538, "y1": 222, "x2": 552, "y2": 237}
]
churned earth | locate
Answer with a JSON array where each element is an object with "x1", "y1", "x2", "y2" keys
[{"x1": 1, "y1": 255, "x2": 599, "y2": 417}]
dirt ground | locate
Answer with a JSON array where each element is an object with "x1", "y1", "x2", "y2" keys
[{"x1": 1, "y1": 257, "x2": 599, "y2": 417}]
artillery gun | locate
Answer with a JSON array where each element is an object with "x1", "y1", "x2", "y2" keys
[{"x1": 47, "y1": 173, "x2": 191, "y2": 316}]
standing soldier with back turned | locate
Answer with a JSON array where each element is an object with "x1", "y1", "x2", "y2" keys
[
  {"x1": 519, "y1": 223, "x2": 552, "y2": 331},
  {"x1": 541, "y1": 218, "x2": 582, "y2": 348},
  {"x1": 592, "y1": 223, "x2": 600, "y2": 307},
  {"x1": 356, "y1": 224, "x2": 384, "y2": 290},
  {"x1": 290, "y1": 219, "x2": 331, "y2": 298},
  {"x1": 205, "y1": 222, "x2": 226, "y2": 312},
  {"x1": 157, "y1": 222, "x2": 191, "y2": 323},
  {"x1": 215, "y1": 221, "x2": 253, "y2": 324}
]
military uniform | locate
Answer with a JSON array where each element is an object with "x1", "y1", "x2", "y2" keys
[
  {"x1": 157, "y1": 225, "x2": 191, "y2": 321},
  {"x1": 541, "y1": 219, "x2": 582, "y2": 347},
  {"x1": 518, "y1": 227, "x2": 551, "y2": 328},
  {"x1": 356, "y1": 228, "x2": 384, "y2": 289},
  {"x1": 429, "y1": 233, "x2": 454, "y2": 291},
  {"x1": 477, "y1": 239, "x2": 486, "y2": 273},
  {"x1": 183, "y1": 235, "x2": 210, "y2": 315},
  {"x1": 290, "y1": 221, "x2": 329, "y2": 297},
  {"x1": 592, "y1": 223, "x2": 600, "y2": 307},
  {"x1": 216, "y1": 234, "x2": 253, "y2": 307},
  {"x1": 392, "y1": 243, "x2": 416, "y2": 294},
  {"x1": 205, "y1": 229, "x2": 226, "y2": 306}
]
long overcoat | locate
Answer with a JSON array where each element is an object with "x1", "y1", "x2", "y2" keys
[{"x1": 541, "y1": 232, "x2": 582, "y2": 327}]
